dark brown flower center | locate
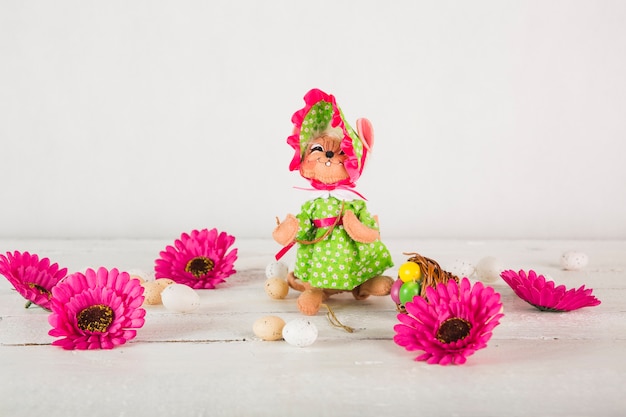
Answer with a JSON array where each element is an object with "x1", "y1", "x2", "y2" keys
[
  {"x1": 28, "y1": 283, "x2": 51, "y2": 299},
  {"x1": 185, "y1": 256, "x2": 215, "y2": 278},
  {"x1": 77, "y1": 305, "x2": 114, "y2": 333},
  {"x1": 436, "y1": 317, "x2": 472, "y2": 344}
]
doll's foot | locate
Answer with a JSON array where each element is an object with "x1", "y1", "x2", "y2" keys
[
  {"x1": 287, "y1": 272, "x2": 310, "y2": 292},
  {"x1": 297, "y1": 288, "x2": 327, "y2": 316},
  {"x1": 352, "y1": 275, "x2": 394, "y2": 300}
]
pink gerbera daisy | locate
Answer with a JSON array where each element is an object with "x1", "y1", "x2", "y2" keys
[
  {"x1": 154, "y1": 228, "x2": 238, "y2": 289},
  {"x1": 48, "y1": 267, "x2": 146, "y2": 350},
  {"x1": 0, "y1": 251, "x2": 67, "y2": 310},
  {"x1": 394, "y1": 277, "x2": 504, "y2": 365},
  {"x1": 500, "y1": 269, "x2": 601, "y2": 312}
]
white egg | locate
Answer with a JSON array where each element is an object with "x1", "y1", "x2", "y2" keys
[
  {"x1": 474, "y1": 256, "x2": 502, "y2": 283},
  {"x1": 446, "y1": 259, "x2": 475, "y2": 279},
  {"x1": 560, "y1": 251, "x2": 589, "y2": 270},
  {"x1": 161, "y1": 284, "x2": 200, "y2": 313},
  {"x1": 282, "y1": 318, "x2": 318, "y2": 347},
  {"x1": 265, "y1": 261, "x2": 289, "y2": 280}
]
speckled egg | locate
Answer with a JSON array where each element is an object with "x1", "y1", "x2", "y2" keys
[
  {"x1": 561, "y1": 251, "x2": 589, "y2": 270},
  {"x1": 253, "y1": 316, "x2": 286, "y2": 341},
  {"x1": 129, "y1": 274, "x2": 146, "y2": 284},
  {"x1": 474, "y1": 256, "x2": 502, "y2": 283},
  {"x1": 446, "y1": 259, "x2": 475, "y2": 279},
  {"x1": 161, "y1": 283, "x2": 200, "y2": 313},
  {"x1": 141, "y1": 281, "x2": 164, "y2": 305},
  {"x1": 282, "y1": 318, "x2": 318, "y2": 347},
  {"x1": 265, "y1": 261, "x2": 289, "y2": 280},
  {"x1": 127, "y1": 268, "x2": 153, "y2": 283},
  {"x1": 155, "y1": 278, "x2": 175, "y2": 290},
  {"x1": 264, "y1": 277, "x2": 289, "y2": 299}
]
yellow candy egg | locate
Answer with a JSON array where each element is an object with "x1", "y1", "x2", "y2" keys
[
  {"x1": 264, "y1": 277, "x2": 289, "y2": 299},
  {"x1": 398, "y1": 261, "x2": 422, "y2": 283}
]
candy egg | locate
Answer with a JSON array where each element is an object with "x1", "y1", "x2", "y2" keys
[
  {"x1": 560, "y1": 251, "x2": 589, "y2": 270},
  {"x1": 253, "y1": 316, "x2": 286, "y2": 341},
  {"x1": 398, "y1": 262, "x2": 422, "y2": 283},
  {"x1": 282, "y1": 318, "x2": 318, "y2": 347},
  {"x1": 141, "y1": 281, "x2": 164, "y2": 305},
  {"x1": 264, "y1": 277, "x2": 289, "y2": 299},
  {"x1": 390, "y1": 278, "x2": 403, "y2": 304},
  {"x1": 161, "y1": 283, "x2": 200, "y2": 313},
  {"x1": 399, "y1": 280, "x2": 422, "y2": 304},
  {"x1": 265, "y1": 261, "x2": 289, "y2": 280},
  {"x1": 474, "y1": 256, "x2": 502, "y2": 283}
]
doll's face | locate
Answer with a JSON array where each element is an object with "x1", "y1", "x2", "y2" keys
[{"x1": 299, "y1": 135, "x2": 349, "y2": 184}]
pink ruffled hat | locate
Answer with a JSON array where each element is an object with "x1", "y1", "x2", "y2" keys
[{"x1": 287, "y1": 88, "x2": 374, "y2": 188}]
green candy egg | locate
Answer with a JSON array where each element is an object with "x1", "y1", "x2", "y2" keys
[{"x1": 399, "y1": 280, "x2": 422, "y2": 305}]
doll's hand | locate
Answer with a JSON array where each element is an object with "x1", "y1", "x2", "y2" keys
[
  {"x1": 343, "y1": 210, "x2": 380, "y2": 244},
  {"x1": 273, "y1": 214, "x2": 299, "y2": 246}
]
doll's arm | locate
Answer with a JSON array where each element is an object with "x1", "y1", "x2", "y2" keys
[
  {"x1": 273, "y1": 214, "x2": 299, "y2": 246},
  {"x1": 343, "y1": 210, "x2": 380, "y2": 244}
]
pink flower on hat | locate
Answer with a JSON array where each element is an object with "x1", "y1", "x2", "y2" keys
[{"x1": 287, "y1": 88, "x2": 370, "y2": 188}]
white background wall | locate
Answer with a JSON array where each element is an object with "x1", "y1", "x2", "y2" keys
[{"x1": 1, "y1": 0, "x2": 624, "y2": 240}]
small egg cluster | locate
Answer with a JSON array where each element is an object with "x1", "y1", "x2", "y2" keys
[
  {"x1": 131, "y1": 270, "x2": 200, "y2": 313},
  {"x1": 255, "y1": 261, "x2": 318, "y2": 347},
  {"x1": 263, "y1": 261, "x2": 290, "y2": 299},
  {"x1": 445, "y1": 250, "x2": 589, "y2": 282},
  {"x1": 390, "y1": 261, "x2": 423, "y2": 308},
  {"x1": 444, "y1": 256, "x2": 501, "y2": 283},
  {"x1": 253, "y1": 316, "x2": 318, "y2": 347}
]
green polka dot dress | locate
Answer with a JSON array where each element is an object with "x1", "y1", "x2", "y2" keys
[{"x1": 294, "y1": 196, "x2": 393, "y2": 290}]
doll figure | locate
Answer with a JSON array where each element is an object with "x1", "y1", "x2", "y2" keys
[{"x1": 273, "y1": 88, "x2": 394, "y2": 316}]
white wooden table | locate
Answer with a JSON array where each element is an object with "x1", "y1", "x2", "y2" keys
[{"x1": 1, "y1": 239, "x2": 624, "y2": 417}]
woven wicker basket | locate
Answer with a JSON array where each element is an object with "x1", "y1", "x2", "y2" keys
[{"x1": 396, "y1": 252, "x2": 459, "y2": 313}]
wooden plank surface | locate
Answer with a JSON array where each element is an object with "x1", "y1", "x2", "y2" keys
[{"x1": 1, "y1": 239, "x2": 625, "y2": 417}]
